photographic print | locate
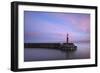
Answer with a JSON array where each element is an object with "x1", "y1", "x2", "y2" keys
[
  {"x1": 11, "y1": 1, "x2": 97, "y2": 71},
  {"x1": 24, "y1": 11, "x2": 90, "y2": 61}
]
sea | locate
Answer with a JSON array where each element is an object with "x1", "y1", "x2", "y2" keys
[{"x1": 24, "y1": 42, "x2": 90, "y2": 62}]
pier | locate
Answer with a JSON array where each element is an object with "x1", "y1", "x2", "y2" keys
[{"x1": 24, "y1": 34, "x2": 77, "y2": 51}]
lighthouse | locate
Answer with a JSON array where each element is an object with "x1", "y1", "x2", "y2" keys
[{"x1": 66, "y1": 34, "x2": 69, "y2": 43}]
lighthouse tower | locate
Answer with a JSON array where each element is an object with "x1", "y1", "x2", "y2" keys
[{"x1": 66, "y1": 34, "x2": 69, "y2": 43}]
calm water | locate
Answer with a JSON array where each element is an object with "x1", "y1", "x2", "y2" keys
[{"x1": 24, "y1": 43, "x2": 90, "y2": 62}]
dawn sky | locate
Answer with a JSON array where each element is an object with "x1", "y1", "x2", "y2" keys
[{"x1": 24, "y1": 11, "x2": 90, "y2": 43}]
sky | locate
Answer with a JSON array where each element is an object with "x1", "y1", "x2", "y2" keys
[{"x1": 24, "y1": 11, "x2": 90, "y2": 43}]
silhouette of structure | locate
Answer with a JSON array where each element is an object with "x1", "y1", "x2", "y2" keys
[
  {"x1": 67, "y1": 34, "x2": 69, "y2": 43},
  {"x1": 60, "y1": 33, "x2": 77, "y2": 51},
  {"x1": 25, "y1": 34, "x2": 77, "y2": 51}
]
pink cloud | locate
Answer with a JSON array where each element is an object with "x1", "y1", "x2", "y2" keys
[
  {"x1": 52, "y1": 13, "x2": 90, "y2": 33},
  {"x1": 65, "y1": 14, "x2": 90, "y2": 32}
]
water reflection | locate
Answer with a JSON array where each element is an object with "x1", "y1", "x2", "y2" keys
[{"x1": 65, "y1": 51, "x2": 76, "y2": 59}]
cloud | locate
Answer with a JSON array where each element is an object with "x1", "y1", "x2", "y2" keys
[{"x1": 52, "y1": 13, "x2": 90, "y2": 33}]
